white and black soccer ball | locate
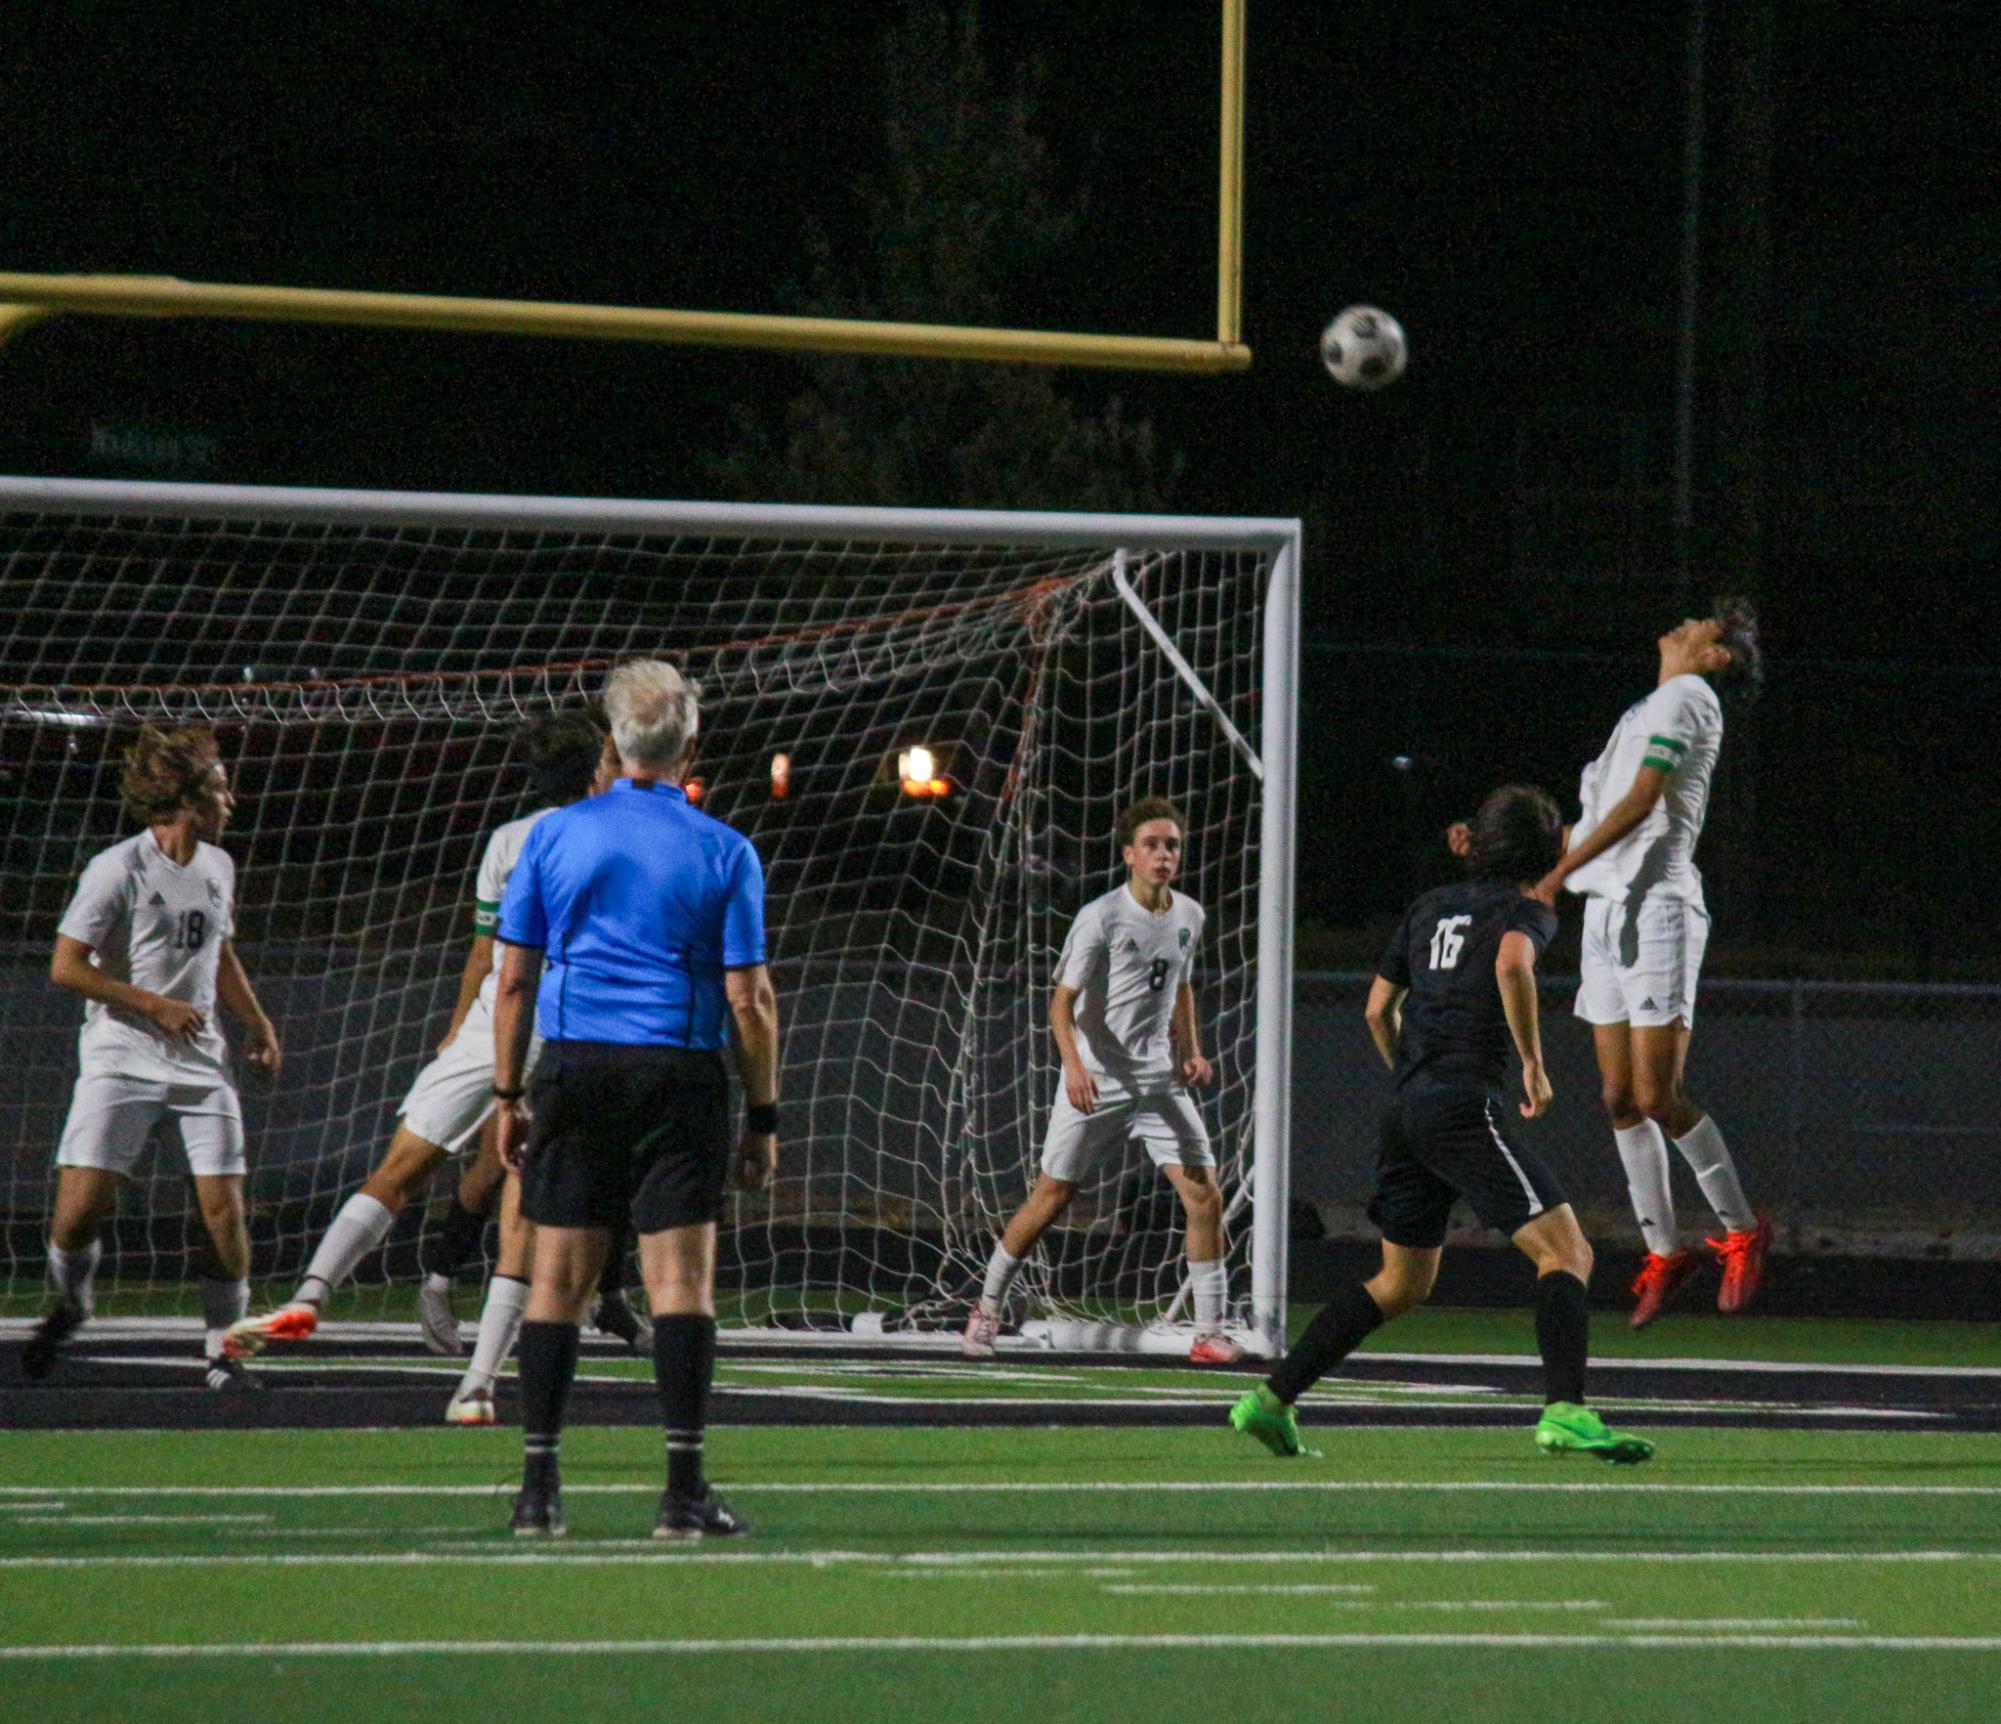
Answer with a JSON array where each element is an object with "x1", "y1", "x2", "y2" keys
[{"x1": 1320, "y1": 305, "x2": 1407, "y2": 390}]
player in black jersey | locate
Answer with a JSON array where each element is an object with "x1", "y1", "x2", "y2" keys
[{"x1": 1232, "y1": 784, "x2": 1653, "y2": 1463}]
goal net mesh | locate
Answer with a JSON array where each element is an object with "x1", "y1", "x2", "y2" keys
[{"x1": 0, "y1": 490, "x2": 1277, "y2": 1340}]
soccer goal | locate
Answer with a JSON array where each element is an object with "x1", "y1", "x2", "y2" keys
[{"x1": 0, "y1": 477, "x2": 1299, "y2": 1356}]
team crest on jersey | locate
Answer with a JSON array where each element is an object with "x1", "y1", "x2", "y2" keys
[
  {"x1": 207, "y1": 879, "x2": 224, "y2": 907},
  {"x1": 1179, "y1": 928, "x2": 1192, "y2": 949}
]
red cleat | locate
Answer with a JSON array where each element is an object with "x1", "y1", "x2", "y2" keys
[
  {"x1": 1628, "y1": 1249, "x2": 1699, "y2": 1329},
  {"x1": 1189, "y1": 1332, "x2": 1244, "y2": 1365},
  {"x1": 223, "y1": 1304, "x2": 319, "y2": 1359},
  {"x1": 1709, "y1": 1217, "x2": 1774, "y2": 1314}
]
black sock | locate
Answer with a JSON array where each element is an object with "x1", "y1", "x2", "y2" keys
[
  {"x1": 421, "y1": 1197, "x2": 490, "y2": 1280},
  {"x1": 597, "y1": 1232, "x2": 630, "y2": 1302},
  {"x1": 1534, "y1": 1270, "x2": 1591, "y2": 1406},
  {"x1": 653, "y1": 1314, "x2": 717, "y2": 1497},
  {"x1": 518, "y1": 1320, "x2": 580, "y2": 1490},
  {"x1": 1266, "y1": 1282, "x2": 1387, "y2": 1405}
]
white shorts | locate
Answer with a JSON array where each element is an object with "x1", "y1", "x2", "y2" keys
[
  {"x1": 56, "y1": 1071, "x2": 246, "y2": 1178},
  {"x1": 1574, "y1": 895, "x2": 1711, "y2": 1029},
  {"x1": 398, "y1": 1027, "x2": 543, "y2": 1156},
  {"x1": 1040, "y1": 1085, "x2": 1213, "y2": 1183}
]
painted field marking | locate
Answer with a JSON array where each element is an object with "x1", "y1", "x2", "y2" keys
[
  {"x1": 1096, "y1": 1592, "x2": 1376, "y2": 1608},
  {"x1": 1603, "y1": 1617, "x2": 1865, "y2": 1630},
  {"x1": 0, "y1": 1514, "x2": 272, "y2": 1527},
  {"x1": 4, "y1": 1548, "x2": 2000, "y2": 1573},
  {"x1": 4, "y1": 1632, "x2": 2001, "y2": 1660},
  {"x1": 7, "y1": 1479, "x2": 1999, "y2": 1498}
]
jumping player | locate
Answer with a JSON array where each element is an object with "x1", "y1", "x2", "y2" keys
[
  {"x1": 1232, "y1": 785, "x2": 1653, "y2": 1464},
  {"x1": 226, "y1": 714, "x2": 641, "y2": 1357},
  {"x1": 25, "y1": 726, "x2": 281, "y2": 1389},
  {"x1": 962, "y1": 796, "x2": 1237, "y2": 1365},
  {"x1": 1539, "y1": 603, "x2": 1769, "y2": 1326}
]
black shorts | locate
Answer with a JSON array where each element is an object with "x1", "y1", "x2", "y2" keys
[
  {"x1": 1366, "y1": 1081, "x2": 1567, "y2": 1249},
  {"x1": 519, "y1": 1042, "x2": 733, "y2": 1234}
]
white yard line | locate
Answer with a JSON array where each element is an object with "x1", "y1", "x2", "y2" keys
[
  {"x1": 7, "y1": 1479, "x2": 1999, "y2": 1499},
  {"x1": 1603, "y1": 1617, "x2": 1865, "y2": 1630},
  {"x1": 3, "y1": 1632, "x2": 2001, "y2": 1659},
  {"x1": 1100, "y1": 1583, "x2": 1378, "y2": 1596},
  {"x1": 0, "y1": 1514, "x2": 271, "y2": 1527},
  {"x1": 3, "y1": 1548, "x2": 1998, "y2": 1572}
]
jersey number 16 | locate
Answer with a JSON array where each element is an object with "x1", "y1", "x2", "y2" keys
[{"x1": 1428, "y1": 915, "x2": 1471, "y2": 970}]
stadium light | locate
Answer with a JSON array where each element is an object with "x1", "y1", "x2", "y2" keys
[
  {"x1": 684, "y1": 776, "x2": 706, "y2": 804},
  {"x1": 770, "y1": 752, "x2": 791, "y2": 799},
  {"x1": 898, "y1": 746, "x2": 948, "y2": 799}
]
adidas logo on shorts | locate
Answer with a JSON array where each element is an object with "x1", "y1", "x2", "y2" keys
[{"x1": 1640, "y1": 996, "x2": 1657, "y2": 1012}]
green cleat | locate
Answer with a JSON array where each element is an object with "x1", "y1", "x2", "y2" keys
[
  {"x1": 1229, "y1": 1385, "x2": 1304, "y2": 1458},
  {"x1": 1535, "y1": 1401, "x2": 1655, "y2": 1465}
]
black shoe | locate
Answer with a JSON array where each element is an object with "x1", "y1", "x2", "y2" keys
[
  {"x1": 204, "y1": 1354, "x2": 263, "y2": 1392},
  {"x1": 22, "y1": 1298, "x2": 86, "y2": 1381},
  {"x1": 653, "y1": 1487, "x2": 749, "y2": 1541},
  {"x1": 592, "y1": 1290, "x2": 651, "y2": 1352},
  {"x1": 509, "y1": 1485, "x2": 566, "y2": 1539}
]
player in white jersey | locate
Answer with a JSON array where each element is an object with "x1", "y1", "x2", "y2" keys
[
  {"x1": 963, "y1": 797, "x2": 1239, "y2": 1364},
  {"x1": 1536, "y1": 601, "x2": 1771, "y2": 1325},
  {"x1": 225, "y1": 715, "x2": 643, "y2": 1366},
  {"x1": 24, "y1": 726, "x2": 282, "y2": 1388}
]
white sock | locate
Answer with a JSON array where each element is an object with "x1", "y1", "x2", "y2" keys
[
  {"x1": 979, "y1": 1243, "x2": 1024, "y2": 1316},
  {"x1": 458, "y1": 1274, "x2": 531, "y2": 1397},
  {"x1": 296, "y1": 1193, "x2": 396, "y2": 1306},
  {"x1": 1672, "y1": 1114, "x2": 1755, "y2": 1234},
  {"x1": 47, "y1": 1240, "x2": 101, "y2": 1315},
  {"x1": 201, "y1": 1277, "x2": 249, "y2": 1358},
  {"x1": 1614, "y1": 1122, "x2": 1679, "y2": 1256},
  {"x1": 1189, "y1": 1258, "x2": 1228, "y2": 1331}
]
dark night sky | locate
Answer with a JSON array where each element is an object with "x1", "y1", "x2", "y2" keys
[{"x1": 2, "y1": 0, "x2": 1996, "y2": 967}]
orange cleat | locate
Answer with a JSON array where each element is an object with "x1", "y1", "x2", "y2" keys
[
  {"x1": 1709, "y1": 1217, "x2": 1774, "y2": 1314},
  {"x1": 222, "y1": 1303, "x2": 319, "y2": 1359},
  {"x1": 1189, "y1": 1332, "x2": 1245, "y2": 1365},
  {"x1": 1628, "y1": 1249, "x2": 1699, "y2": 1329}
]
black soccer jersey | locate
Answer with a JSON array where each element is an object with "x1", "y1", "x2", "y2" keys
[{"x1": 1377, "y1": 879, "x2": 1558, "y2": 1093}]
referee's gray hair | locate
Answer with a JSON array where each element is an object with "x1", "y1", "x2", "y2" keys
[{"x1": 604, "y1": 659, "x2": 702, "y2": 771}]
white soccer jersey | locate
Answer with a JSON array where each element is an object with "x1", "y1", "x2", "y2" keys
[
  {"x1": 466, "y1": 808, "x2": 558, "y2": 1021},
  {"x1": 57, "y1": 829, "x2": 238, "y2": 1083},
  {"x1": 1565, "y1": 672, "x2": 1723, "y2": 907},
  {"x1": 1053, "y1": 885, "x2": 1205, "y2": 1094}
]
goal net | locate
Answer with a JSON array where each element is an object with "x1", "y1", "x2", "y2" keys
[{"x1": 0, "y1": 479, "x2": 1298, "y2": 1355}]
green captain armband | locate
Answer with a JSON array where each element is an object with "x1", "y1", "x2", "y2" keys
[
  {"x1": 474, "y1": 899, "x2": 500, "y2": 936},
  {"x1": 1640, "y1": 734, "x2": 1688, "y2": 774}
]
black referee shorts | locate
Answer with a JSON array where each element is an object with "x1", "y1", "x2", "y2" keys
[
  {"x1": 1366, "y1": 1081, "x2": 1568, "y2": 1250},
  {"x1": 520, "y1": 1041, "x2": 733, "y2": 1235}
]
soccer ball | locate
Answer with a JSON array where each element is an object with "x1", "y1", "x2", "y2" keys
[{"x1": 1320, "y1": 305, "x2": 1407, "y2": 390}]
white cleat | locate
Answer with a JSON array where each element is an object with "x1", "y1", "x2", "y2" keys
[
  {"x1": 960, "y1": 1307, "x2": 1000, "y2": 1359},
  {"x1": 445, "y1": 1385, "x2": 496, "y2": 1426},
  {"x1": 418, "y1": 1279, "x2": 463, "y2": 1356},
  {"x1": 1189, "y1": 1331, "x2": 1245, "y2": 1366}
]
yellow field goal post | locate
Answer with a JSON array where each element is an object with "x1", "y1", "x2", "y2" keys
[{"x1": 0, "y1": 2, "x2": 1249, "y2": 374}]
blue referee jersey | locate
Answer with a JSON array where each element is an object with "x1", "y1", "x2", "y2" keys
[{"x1": 496, "y1": 779, "x2": 766, "y2": 1048}]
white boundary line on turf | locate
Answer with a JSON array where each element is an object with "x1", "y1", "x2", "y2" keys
[
  {"x1": 4, "y1": 1549, "x2": 1999, "y2": 1572},
  {"x1": 12, "y1": 1317, "x2": 2001, "y2": 1378},
  {"x1": 4, "y1": 1632, "x2": 2001, "y2": 1658},
  {"x1": 7, "y1": 1480, "x2": 2001, "y2": 1498}
]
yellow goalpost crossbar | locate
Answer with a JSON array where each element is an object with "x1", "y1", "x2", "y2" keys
[{"x1": 0, "y1": 3, "x2": 1250, "y2": 374}]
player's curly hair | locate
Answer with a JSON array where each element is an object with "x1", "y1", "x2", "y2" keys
[
  {"x1": 1711, "y1": 596, "x2": 1764, "y2": 705},
  {"x1": 119, "y1": 725, "x2": 223, "y2": 824},
  {"x1": 517, "y1": 711, "x2": 605, "y2": 803},
  {"x1": 1115, "y1": 796, "x2": 1185, "y2": 850},
  {"x1": 1466, "y1": 783, "x2": 1563, "y2": 884}
]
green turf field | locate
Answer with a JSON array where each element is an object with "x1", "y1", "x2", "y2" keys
[{"x1": 7, "y1": 1406, "x2": 2001, "y2": 1722}]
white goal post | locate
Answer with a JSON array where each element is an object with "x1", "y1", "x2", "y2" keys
[{"x1": 0, "y1": 477, "x2": 1299, "y2": 1356}]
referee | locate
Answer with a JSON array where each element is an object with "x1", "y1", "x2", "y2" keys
[{"x1": 490, "y1": 660, "x2": 779, "y2": 1539}]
